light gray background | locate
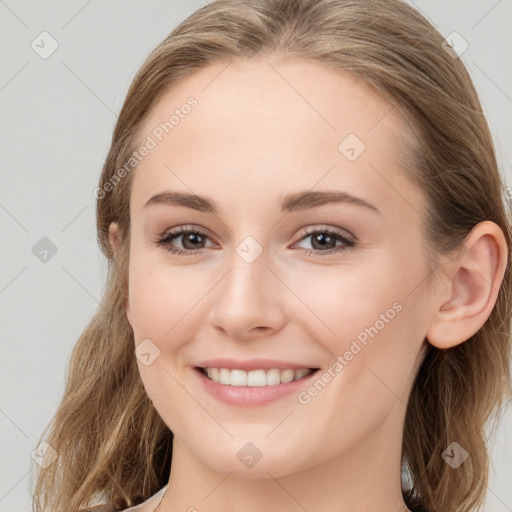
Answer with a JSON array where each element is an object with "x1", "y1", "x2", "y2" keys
[{"x1": 1, "y1": 1, "x2": 511, "y2": 511}]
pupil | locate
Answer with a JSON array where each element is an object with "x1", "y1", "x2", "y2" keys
[
  {"x1": 313, "y1": 233, "x2": 335, "y2": 250},
  {"x1": 183, "y1": 233, "x2": 203, "y2": 249}
]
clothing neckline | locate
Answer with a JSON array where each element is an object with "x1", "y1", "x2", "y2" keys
[{"x1": 121, "y1": 485, "x2": 168, "y2": 511}]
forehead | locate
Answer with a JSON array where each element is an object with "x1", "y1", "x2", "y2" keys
[
  {"x1": 137, "y1": 57, "x2": 407, "y2": 145},
  {"x1": 130, "y1": 57, "x2": 423, "y2": 218}
]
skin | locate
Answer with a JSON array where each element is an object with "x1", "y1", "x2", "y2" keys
[{"x1": 108, "y1": 57, "x2": 507, "y2": 512}]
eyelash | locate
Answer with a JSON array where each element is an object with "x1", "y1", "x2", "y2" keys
[{"x1": 155, "y1": 225, "x2": 356, "y2": 257}]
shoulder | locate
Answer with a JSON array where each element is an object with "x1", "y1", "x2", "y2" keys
[
  {"x1": 78, "y1": 503, "x2": 150, "y2": 512},
  {"x1": 79, "y1": 506, "x2": 114, "y2": 512}
]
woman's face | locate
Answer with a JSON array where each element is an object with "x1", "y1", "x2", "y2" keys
[{"x1": 120, "y1": 58, "x2": 433, "y2": 478}]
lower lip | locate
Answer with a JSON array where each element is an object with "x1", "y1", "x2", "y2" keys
[{"x1": 193, "y1": 367, "x2": 319, "y2": 407}]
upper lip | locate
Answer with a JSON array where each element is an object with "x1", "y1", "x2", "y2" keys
[{"x1": 194, "y1": 358, "x2": 320, "y2": 371}]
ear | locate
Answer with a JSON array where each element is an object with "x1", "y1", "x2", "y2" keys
[
  {"x1": 108, "y1": 222, "x2": 121, "y2": 258},
  {"x1": 108, "y1": 222, "x2": 132, "y2": 327},
  {"x1": 426, "y1": 221, "x2": 508, "y2": 349}
]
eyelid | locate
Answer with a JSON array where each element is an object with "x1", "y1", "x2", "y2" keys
[
  {"x1": 160, "y1": 224, "x2": 215, "y2": 239},
  {"x1": 295, "y1": 224, "x2": 356, "y2": 243}
]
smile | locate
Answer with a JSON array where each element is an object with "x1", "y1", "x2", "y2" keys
[{"x1": 198, "y1": 367, "x2": 317, "y2": 387}]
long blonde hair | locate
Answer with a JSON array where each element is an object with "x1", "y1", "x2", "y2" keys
[{"x1": 31, "y1": 1, "x2": 512, "y2": 511}]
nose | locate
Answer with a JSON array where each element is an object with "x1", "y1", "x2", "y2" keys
[{"x1": 208, "y1": 250, "x2": 287, "y2": 340}]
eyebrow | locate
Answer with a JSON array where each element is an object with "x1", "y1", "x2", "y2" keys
[{"x1": 143, "y1": 190, "x2": 381, "y2": 215}]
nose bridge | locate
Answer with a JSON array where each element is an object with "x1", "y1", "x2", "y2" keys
[{"x1": 209, "y1": 241, "x2": 286, "y2": 336}]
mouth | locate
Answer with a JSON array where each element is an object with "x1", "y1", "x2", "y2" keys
[{"x1": 194, "y1": 366, "x2": 320, "y2": 387}]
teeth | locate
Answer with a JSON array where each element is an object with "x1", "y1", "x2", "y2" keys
[{"x1": 202, "y1": 367, "x2": 314, "y2": 386}]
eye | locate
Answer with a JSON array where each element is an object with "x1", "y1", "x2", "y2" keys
[
  {"x1": 292, "y1": 226, "x2": 356, "y2": 255},
  {"x1": 155, "y1": 225, "x2": 357, "y2": 257},
  {"x1": 156, "y1": 225, "x2": 215, "y2": 256}
]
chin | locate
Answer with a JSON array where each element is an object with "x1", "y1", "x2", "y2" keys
[{"x1": 197, "y1": 441, "x2": 309, "y2": 480}]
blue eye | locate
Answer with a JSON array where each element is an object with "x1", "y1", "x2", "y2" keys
[{"x1": 156, "y1": 225, "x2": 356, "y2": 257}]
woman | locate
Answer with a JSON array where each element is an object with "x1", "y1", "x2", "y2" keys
[{"x1": 31, "y1": 0, "x2": 511, "y2": 511}]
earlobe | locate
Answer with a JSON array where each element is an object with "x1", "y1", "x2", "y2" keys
[{"x1": 426, "y1": 221, "x2": 508, "y2": 349}]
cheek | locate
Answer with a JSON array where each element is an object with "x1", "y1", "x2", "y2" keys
[
  {"x1": 127, "y1": 259, "x2": 212, "y2": 427},
  {"x1": 291, "y1": 256, "x2": 423, "y2": 389},
  {"x1": 128, "y1": 257, "x2": 209, "y2": 341},
  {"x1": 290, "y1": 260, "x2": 404, "y2": 346},
  {"x1": 291, "y1": 268, "x2": 421, "y2": 444}
]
